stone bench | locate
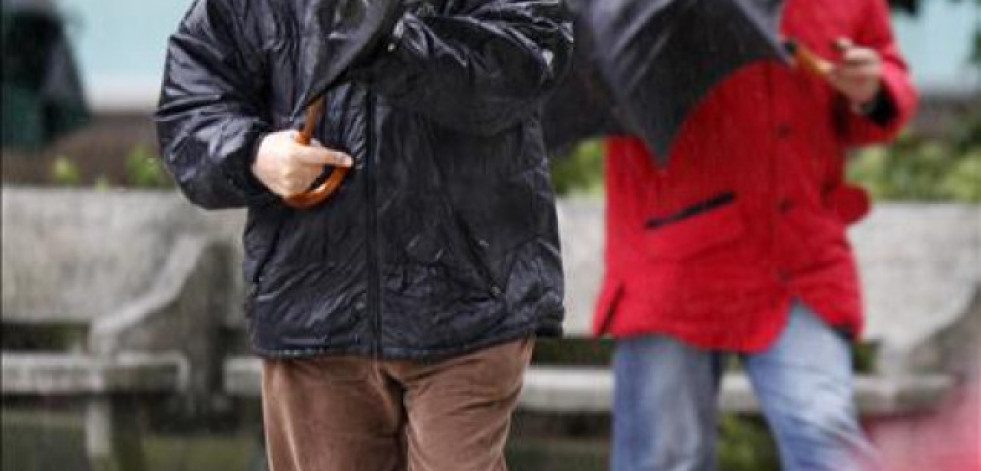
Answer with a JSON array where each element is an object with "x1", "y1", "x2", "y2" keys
[
  {"x1": 517, "y1": 367, "x2": 955, "y2": 416},
  {"x1": 224, "y1": 361, "x2": 953, "y2": 416},
  {"x1": 1, "y1": 188, "x2": 231, "y2": 471},
  {"x1": 223, "y1": 200, "x2": 980, "y2": 419}
]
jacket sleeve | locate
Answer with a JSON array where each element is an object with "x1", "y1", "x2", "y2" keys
[
  {"x1": 352, "y1": 0, "x2": 574, "y2": 136},
  {"x1": 155, "y1": 0, "x2": 276, "y2": 210},
  {"x1": 841, "y1": 0, "x2": 917, "y2": 147}
]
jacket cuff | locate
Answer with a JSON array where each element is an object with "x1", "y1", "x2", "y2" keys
[
  {"x1": 857, "y1": 86, "x2": 897, "y2": 127},
  {"x1": 224, "y1": 127, "x2": 279, "y2": 207},
  {"x1": 862, "y1": 64, "x2": 913, "y2": 129},
  {"x1": 842, "y1": 63, "x2": 915, "y2": 145}
]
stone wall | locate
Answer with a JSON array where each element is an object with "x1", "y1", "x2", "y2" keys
[{"x1": 3, "y1": 187, "x2": 979, "y2": 376}]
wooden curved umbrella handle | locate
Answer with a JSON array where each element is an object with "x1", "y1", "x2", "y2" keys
[
  {"x1": 784, "y1": 39, "x2": 833, "y2": 79},
  {"x1": 283, "y1": 97, "x2": 351, "y2": 209},
  {"x1": 283, "y1": 166, "x2": 350, "y2": 209}
]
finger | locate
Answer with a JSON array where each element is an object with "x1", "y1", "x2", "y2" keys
[
  {"x1": 828, "y1": 67, "x2": 862, "y2": 90},
  {"x1": 284, "y1": 159, "x2": 327, "y2": 181},
  {"x1": 284, "y1": 172, "x2": 318, "y2": 195},
  {"x1": 272, "y1": 181, "x2": 295, "y2": 198},
  {"x1": 827, "y1": 68, "x2": 847, "y2": 90},
  {"x1": 293, "y1": 145, "x2": 353, "y2": 167},
  {"x1": 283, "y1": 181, "x2": 308, "y2": 196},
  {"x1": 827, "y1": 70, "x2": 880, "y2": 102},
  {"x1": 830, "y1": 74, "x2": 874, "y2": 95},
  {"x1": 834, "y1": 37, "x2": 854, "y2": 52},
  {"x1": 294, "y1": 163, "x2": 328, "y2": 185},
  {"x1": 835, "y1": 62, "x2": 881, "y2": 82},
  {"x1": 841, "y1": 48, "x2": 879, "y2": 66}
]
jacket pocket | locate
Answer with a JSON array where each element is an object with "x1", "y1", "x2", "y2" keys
[
  {"x1": 243, "y1": 207, "x2": 287, "y2": 293},
  {"x1": 643, "y1": 192, "x2": 745, "y2": 261},
  {"x1": 443, "y1": 214, "x2": 504, "y2": 298}
]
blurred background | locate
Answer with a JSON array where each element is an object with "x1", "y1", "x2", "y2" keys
[{"x1": 1, "y1": 1, "x2": 979, "y2": 470}]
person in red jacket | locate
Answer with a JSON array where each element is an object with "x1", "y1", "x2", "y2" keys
[{"x1": 594, "y1": 1, "x2": 917, "y2": 470}]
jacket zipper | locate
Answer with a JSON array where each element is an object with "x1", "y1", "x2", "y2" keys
[{"x1": 364, "y1": 91, "x2": 382, "y2": 357}]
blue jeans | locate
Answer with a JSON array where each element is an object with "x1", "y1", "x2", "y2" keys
[{"x1": 611, "y1": 303, "x2": 881, "y2": 471}]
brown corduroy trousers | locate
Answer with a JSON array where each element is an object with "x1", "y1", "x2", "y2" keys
[{"x1": 261, "y1": 337, "x2": 534, "y2": 471}]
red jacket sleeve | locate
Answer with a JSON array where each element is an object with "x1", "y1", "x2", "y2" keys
[{"x1": 841, "y1": 0, "x2": 917, "y2": 147}]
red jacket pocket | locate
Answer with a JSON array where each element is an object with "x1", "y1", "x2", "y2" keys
[{"x1": 643, "y1": 196, "x2": 746, "y2": 261}]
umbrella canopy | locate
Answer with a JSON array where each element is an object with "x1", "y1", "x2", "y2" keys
[
  {"x1": 1, "y1": 0, "x2": 89, "y2": 149},
  {"x1": 541, "y1": 14, "x2": 626, "y2": 155},
  {"x1": 285, "y1": 0, "x2": 401, "y2": 209},
  {"x1": 544, "y1": 0, "x2": 788, "y2": 164},
  {"x1": 292, "y1": 0, "x2": 402, "y2": 120}
]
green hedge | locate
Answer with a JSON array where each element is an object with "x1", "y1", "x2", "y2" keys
[{"x1": 849, "y1": 115, "x2": 981, "y2": 203}]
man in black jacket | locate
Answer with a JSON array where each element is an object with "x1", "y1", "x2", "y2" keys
[{"x1": 156, "y1": 1, "x2": 571, "y2": 470}]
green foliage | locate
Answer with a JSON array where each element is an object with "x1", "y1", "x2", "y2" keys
[
  {"x1": 940, "y1": 147, "x2": 981, "y2": 200},
  {"x1": 849, "y1": 114, "x2": 981, "y2": 202},
  {"x1": 45, "y1": 147, "x2": 173, "y2": 189},
  {"x1": 532, "y1": 338, "x2": 615, "y2": 366},
  {"x1": 2, "y1": 410, "x2": 257, "y2": 471},
  {"x1": 550, "y1": 140, "x2": 604, "y2": 196},
  {"x1": 853, "y1": 342, "x2": 881, "y2": 373},
  {"x1": 125, "y1": 145, "x2": 172, "y2": 188},
  {"x1": 49, "y1": 155, "x2": 80, "y2": 186},
  {"x1": 0, "y1": 324, "x2": 83, "y2": 351},
  {"x1": 507, "y1": 437, "x2": 609, "y2": 471},
  {"x1": 93, "y1": 174, "x2": 112, "y2": 190},
  {"x1": 847, "y1": 140, "x2": 980, "y2": 202},
  {"x1": 718, "y1": 415, "x2": 781, "y2": 471}
]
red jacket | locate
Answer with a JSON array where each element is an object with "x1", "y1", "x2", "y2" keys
[{"x1": 593, "y1": 0, "x2": 917, "y2": 351}]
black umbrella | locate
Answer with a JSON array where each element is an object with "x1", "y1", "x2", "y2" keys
[
  {"x1": 541, "y1": 15, "x2": 626, "y2": 155},
  {"x1": 544, "y1": 0, "x2": 789, "y2": 164},
  {"x1": 285, "y1": 0, "x2": 401, "y2": 209},
  {"x1": 1, "y1": 0, "x2": 89, "y2": 149},
  {"x1": 292, "y1": 0, "x2": 402, "y2": 121}
]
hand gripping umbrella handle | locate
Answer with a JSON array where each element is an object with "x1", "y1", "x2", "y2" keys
[{"x1": 283, "y1": 97, "x2": 351, "y2": 209}]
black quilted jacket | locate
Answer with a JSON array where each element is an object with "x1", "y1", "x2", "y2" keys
[{"x1": 155, "y1": 0, "x2": 571, "y2": 359}]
